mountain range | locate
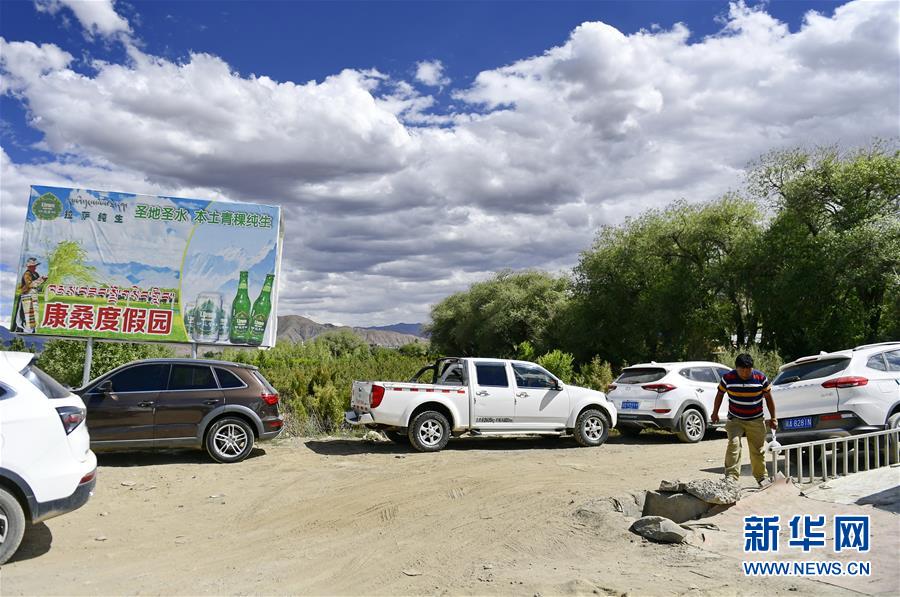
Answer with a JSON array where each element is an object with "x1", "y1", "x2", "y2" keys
[{"x1": 0, "y1": 316, "x2": 426, "y2": 352}]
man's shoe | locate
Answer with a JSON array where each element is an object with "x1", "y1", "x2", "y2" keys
[{"x1": 757, "y1": 477, "x2": 772, "y2": 489}]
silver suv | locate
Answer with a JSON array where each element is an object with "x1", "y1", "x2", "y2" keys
[{"x1": 771, "y1": 342, "x2": 900, "y2": 442}]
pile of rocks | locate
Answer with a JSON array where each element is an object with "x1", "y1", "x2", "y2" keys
[{"x1": 628, "y1": 478, "x2": 741, "y2": 544}]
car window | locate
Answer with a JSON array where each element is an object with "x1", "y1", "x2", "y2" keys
[
  {"x1": 21, "y1": 364, "x2": 71, "y2": 398},
  {"x1": 866, "y1": 353, "x2": 888, "y2": 371},
  {"x1": 692, "y1": 368, "x2": 720, "y2": 383},
  {"x1": 772, "y1": 358, "x2": 851, "y2": 385},
  {"x1": 214, "y1": 368, "x2": 245, "y2": 389},
  {"x1": 513, "y1": 363, "x2": 557, "y2": 389},
  {"x1": 109, "y1": 364, "x2": 170, "y2": 393},
  {"x1": 885, "y1": 350, "x2": 900, "y2": 372},
  {"x1": 0, "y1": 384, "x2": 10, "y2": 400},
  {"x1": 616, "y1": 367, "x2": 667, "y2": 384},
  {"x1": 168, "y1": 365, "x2": 217, "y2": 391},
  {"x1": 475, "y1": 363, "x2": 509, "y2": 387},
  {"x1": 715, "y1": 368, "x2": 731, "y2": 380}
]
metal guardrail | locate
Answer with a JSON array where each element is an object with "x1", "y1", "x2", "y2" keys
[{"x1": 768, "y1": 428, "x2": 900, "y2": 485}]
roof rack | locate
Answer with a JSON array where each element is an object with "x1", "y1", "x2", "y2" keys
[{"x1": 852, "y1": 341, "x2": 900, "y2": 351}]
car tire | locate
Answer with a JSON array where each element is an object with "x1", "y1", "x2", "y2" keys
[
  {"x1": 574, "y1": 409, "x2": 610, "y2": 447},
  {"x1": 205, "y1": 417, "x2": 255, "y2": 463},
  {"x1": 384, "y1": 429, "x2": 410, "y2": 444},
  {"x1": 0, "y1": 487, "x2": 26, "y2": 565},
  {"x1": 676, "y1": 408, "x2": 706, "y2": 443},
  {"x1": 887, "y1": 412, "x2": 900, "y2": 430},
  {"x1": 617, "y1": 425, "x2": 642, "y2": 437},
  {"x1": 408, "y1": 411, "x2": 451, "y2": 452}
]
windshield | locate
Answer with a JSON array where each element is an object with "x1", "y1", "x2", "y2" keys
[
  {"x1": 21, "y1": 364, "x2": 72, "y2": 399},
  {"x1": 773, "y1": 358, "x2": 851, "y2": 385},
  {"x1": 616, "y1": 367, "x2": 667, "y2": 384}
]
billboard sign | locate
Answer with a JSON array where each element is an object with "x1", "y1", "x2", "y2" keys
[{"x1": 11, "y1": 186, "x2": 282, "y2": 347}]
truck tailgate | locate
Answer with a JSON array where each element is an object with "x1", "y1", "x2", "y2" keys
[{"x1": 351, "y1": 381, "x2": 373, "y2": 411}]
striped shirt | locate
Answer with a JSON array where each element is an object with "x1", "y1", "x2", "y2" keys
[{"x1": 718, "y1": 369, "x2": 770, "y2": 420}]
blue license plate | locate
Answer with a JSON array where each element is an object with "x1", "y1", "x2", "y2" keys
[
  {"x1": 621, "y1": 400, "x2": 640, "y2": 410},
  {"x1": 784, "y1": 416, "x2": 813, "y2": 430}
]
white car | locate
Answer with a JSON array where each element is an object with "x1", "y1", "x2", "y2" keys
[
  {"x1": 607, "y1": 361, "x2": 731, "y2": 443},
  {"x1": 0, "y1": 351, "x2": 97, "y2": 565},
  {"x1": 771, "y1": 342, "x2": 900, "y2": 442},
  {"x1": 346, "y1": 357, "x2": 616, "y2": 452}
]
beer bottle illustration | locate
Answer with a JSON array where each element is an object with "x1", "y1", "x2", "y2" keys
[
  {"x1": 247, "y1": 274, "x2": 274, "y2": 346},
  {"x1": 184, "y1": 301, "x2": 196, "y2": 336},
  {"x1": 229, "y1": 271, "x2": 252, "y2": 343},
  {"x1": 217, "y1": 306, "x2": 228, "y2": 342}
]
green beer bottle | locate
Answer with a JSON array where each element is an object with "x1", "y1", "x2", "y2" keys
[
  {"x1": 229, "y1": 271, "x2": 252, "y2": 343},
  {"x1": 247, "y1": 274, "x2": 274, "y2": 346}
]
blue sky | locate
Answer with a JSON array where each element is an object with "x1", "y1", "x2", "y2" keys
[{"x1": 0, "y1": 0, "x2": 896, "y2": 327}]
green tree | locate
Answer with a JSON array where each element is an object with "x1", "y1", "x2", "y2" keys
[
  {"x1": 749, "y1": 143, "x2": 900, "y2": 357},
  {"x1": 426, "y1": 270, "x2": 568, "y2": 357},
  {"x1": 536, "y1": 349, "x2": 575, "y2": 382}
]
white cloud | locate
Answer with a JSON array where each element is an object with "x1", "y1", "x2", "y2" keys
[
  {"x1": 415, "y1": 59, "x2": 450, "y2": 87},
  {"x1": 34, "y1": 0, "x2": 131, "y2": 39},
  {"x1": 1, "y1": 0, "x2": 898, "y2": 328}
]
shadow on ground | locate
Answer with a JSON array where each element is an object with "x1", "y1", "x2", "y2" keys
[
  {"x1": 96, "y1": 447, "x2": 267, "y2": 467},
  {"x1": 7, "y1": 522, "x2": 52, "y2": 564}
]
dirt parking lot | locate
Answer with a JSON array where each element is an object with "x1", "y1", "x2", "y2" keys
[{"x1": 0, "y1": 433, "x2": 889, "y2": 595}]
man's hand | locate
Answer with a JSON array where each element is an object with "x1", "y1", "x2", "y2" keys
[
  {"x1": 768, "y1": 418, "x2": 778, "y2": 430},
  {"x1": 711, "y1": 412, "x2": 719, "y2": 424}
]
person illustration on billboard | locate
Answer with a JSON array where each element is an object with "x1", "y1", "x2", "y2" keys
[{"x1": 13, "y1": 257, "x2": 47, "y2": 333}]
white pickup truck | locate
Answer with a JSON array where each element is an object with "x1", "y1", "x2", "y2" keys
[{"x1": 345, "y1": 357, "x2": 617, "y2": 452}]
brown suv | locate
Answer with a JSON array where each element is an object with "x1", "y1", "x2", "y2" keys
[{"x1": 78, "y1": 359, "x2": 283, "y2": 463}]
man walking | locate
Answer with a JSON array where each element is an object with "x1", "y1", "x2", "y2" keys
[{"x1": 711, "y1": 353, "x2": 777, "y2": 486}]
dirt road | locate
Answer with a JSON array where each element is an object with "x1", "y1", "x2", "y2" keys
[{"x1": 0, "y1": 433, "x2": 886, "y2": 595}]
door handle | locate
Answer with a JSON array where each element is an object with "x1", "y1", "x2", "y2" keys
[
  {"x1": 138, "y1": 401, "x2": 155, "y2": 407},
  {"x1": 697, "y1": 388, "x2": 704, "y2": 393},
  {"x1": 516, "y1": 392, "x2": 529, "y2": 398},
  {"x1": 203, "y1": 399, "x2": 221, "y2": 405},
  {"x1": 476, "y1": 391, "x2": 489, "y2": 397}
]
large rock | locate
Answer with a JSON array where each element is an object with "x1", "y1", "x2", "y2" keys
[
  {"x1": 659, "y1": 479, "x2": 685, "y2": 492},
  {"x1": 629, "y1": 516, "x2": 690, "y2": 543},
  {"x1": 610, "y1": 491, "x2": 647, "y2": 519},
  {"x1": 642, "y1": 491, "x2": 712, "y2": 523},
  {"x1": 684, "y1": 478, "x2": 741, "y2": 505}
]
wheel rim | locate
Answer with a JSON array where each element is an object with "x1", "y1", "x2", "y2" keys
[
  {"x1": 582, "y1": 416, "x2": 606, "y2": 441},
  {"x1": 418, "y1": 419, "x2": 444, "y2": 447},
  {"x1": 684, "y1": 411, "x2": 704, "y2": 441},
  {"x1": 213, "y1": 423, "x2": 249, "y2": 457},
  {"x1": 0, "y1": 510, "x2": 7, "y2": 545}
]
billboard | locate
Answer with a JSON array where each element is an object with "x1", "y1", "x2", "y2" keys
[{"x1": 11, "y1": 186, "x2": 282, "y2": 347}]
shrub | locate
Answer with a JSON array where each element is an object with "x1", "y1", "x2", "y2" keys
[
  {"x1": 572, "y1": 356, "x2": 614, "y2": 392},
  {"x1": 714, "y1": 345, "x2": 785, "y2": 379},
  {"x1": 536, "y1": 349, "x2": 575, "y2": 382}
]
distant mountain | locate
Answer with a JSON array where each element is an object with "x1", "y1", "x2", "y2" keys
[
  {"x1": 276, "y1": 315, "x2": 425, "y2": 348},
  {"x1": 364, "y1": 323, "x2": 426, "y2": 338},
  {"x1": 0, "y1": 325, "x2": 48, "y2": 352}
]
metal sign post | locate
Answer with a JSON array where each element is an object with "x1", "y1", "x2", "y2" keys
[{"x1": 82, "y1": 337, "x2": 94, "y2": 387}]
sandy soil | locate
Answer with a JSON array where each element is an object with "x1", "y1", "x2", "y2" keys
[{"x1": 1, "y1": 432, "x2": 895, "y2": 596}]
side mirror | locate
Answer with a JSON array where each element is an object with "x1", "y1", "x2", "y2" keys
[
  {"x1": 99, "y1": 380, "x2": 114, "y2": 397},
  {"x1": 552, "y1": 380, "x2": 562, "y2": 391}
]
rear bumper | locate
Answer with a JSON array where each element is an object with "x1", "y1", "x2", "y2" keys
[
  {"x1": 616, "y1": 413, "x2": 677, "y2": 431},
  {"x1": 32, "y1": 471, "x2": 96, "y2": 524},
  {"x1": 345, "y1": 410, "x2": 375, "y2": 426},
  {"x1": 777, "y1": 413, "x2": 880, "y2": 444},
  {"x1": 259, "y1": 416, "x2": 284, "y2": 441}
]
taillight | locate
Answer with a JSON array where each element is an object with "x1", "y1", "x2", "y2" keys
[
  {"x1": 56, "y1": 406, "x2": 85, "y2": 435},
  {"x1": 260, "y1": 392, "x2": 279, "y2": 405},
  {"x1": 370, "y1": 384, "x2": 385, "y2": 408},
  {"x1": 822, "y1": 376, "x2": 868, "y2": 389},
  {"x1": 642, "y1": 383, "x2": 677, "y2": 393},
  {"x1": 80, "y1": 469, "x2": 96, "y2": 484}
]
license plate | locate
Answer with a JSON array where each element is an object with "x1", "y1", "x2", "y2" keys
[
  {"x1": 621, "y1": 400, "x2": 640, "y2": 410},
  {"x1": 784, "y1": 416, "x2": 813, "y2": 430}
]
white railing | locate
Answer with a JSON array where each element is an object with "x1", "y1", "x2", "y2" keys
[{"x1": 768, "y1": 428, "x2": 900, "y2": 485}]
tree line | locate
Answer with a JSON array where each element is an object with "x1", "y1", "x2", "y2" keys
[{"x1": 426, "y1": 143, "x2": 900, "y2": 370}]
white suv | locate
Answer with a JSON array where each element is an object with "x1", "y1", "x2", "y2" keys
[
  {"x1": 607, "y1": 361, "x2": 731, "y2": 443},
  {"x1": 771, "y1": 342, "x2": 900, "y2": 443},
  {"x1": 0, "y1": 351, "x2": 97, "y2": 565}
]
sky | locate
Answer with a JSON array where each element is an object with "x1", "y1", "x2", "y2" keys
[{"x1": 1, "y1": 0, "x2": 898, "y2": 328}]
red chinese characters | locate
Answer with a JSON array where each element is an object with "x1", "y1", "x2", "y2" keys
[
  {"x1": 37, "y1": 302, "x2": 174, "y2": 336},
  {"x1": 41, "y1": 302, "x2": 70, "y2": 328}
]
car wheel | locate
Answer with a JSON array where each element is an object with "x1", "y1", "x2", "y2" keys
[
  {"x1": 887, "y1": 412, "x2": 900, "y2": 430},
  {"x1": 0, "y1": 487, "x2": 26, "y2": 565},
  {"x1": 205, "y1": 417, "x2": 255, "y2": 463},
  {"x1": 384, "y1": 429, "x2": 410, "y2": 444},
  {"x1": 574, "y1": 409, "x2": 610, "y2": 447},
  {"x1": 408, "y1": 411, "x2": 450, "y2": 452},
  {"x1": 617, "y1": 425, "x2": 642, "y2": 437},
  {"x1": 676, "y1": 408, "x2": 706, "y2": 443}
]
